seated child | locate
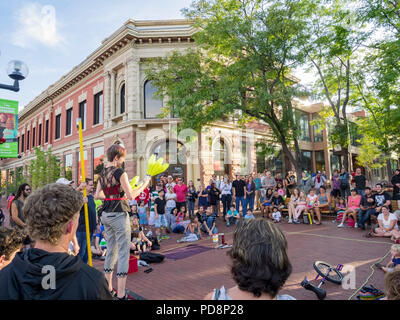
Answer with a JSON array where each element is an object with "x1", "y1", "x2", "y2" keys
[
  {"x1": 173, "y1": 209, "x2": 190, "y2": 233},
  {"x1": 376, "y1": 244, "x2": 400, "y2": 273},
  {"x1": 130, "y1": 215, "x2": 152, "y2": 255},
  {"x1": 177, "y1": 216, "x2": 203, "y2": 243},
  {"x1": 130, "y1": 204, "x2": 138, "y2": 217},
  {"x1": 293, "y1": 191, "x2": 307, "y2": 224},
  {"x1": 244, "y1": 208, "x2": 255, "y2": 220},
  {"x1": 91, "y1": 223, "x2": 107, "y2": 260},
  {"x1": 272, "y1": 207, "x2": 281, "y2": 223},
  {"x1": 201, "y1": 206, "x2": 219, "y2": 235},
  {"x1": 0, "y1": 227, "x2": 24, "y2": 270},
  {"x1": 225, "y1": 204, "x2": 240, "y2": 226},
  {"x1": 335, "y1": 198, "x2": 346, "y2": 223}
]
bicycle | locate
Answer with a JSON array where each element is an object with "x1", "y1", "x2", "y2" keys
[{"x1": 301, "y1": 261, "x2": 344, "y2": 300}]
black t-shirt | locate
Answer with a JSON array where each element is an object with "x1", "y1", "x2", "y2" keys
[
  {"x1": 392, "y1": 174, "x2": 400, "y2": 195},
  {"x1": 374, "y1": 192, "x2": 391, "y2": 208},
  {"x1": 154, "y1": 197, "x2": 166, "y2": 215},
  {"x1": 360, "y1": 194, "x2": 375, "y2": 209},
  {"x1": 232, "y1": 180, "x2": 246, "y2": 197},
  {"x1": 354, "y1": 175, "x2": 367, "y2": 190},
  {"x1": 272, "y1": 196, "x2": 284, "y2": 206}
]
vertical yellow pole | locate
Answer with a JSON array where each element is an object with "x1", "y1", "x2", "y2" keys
[{"x1": 77, "y1": 118, "x2": 92, "y2": 266}]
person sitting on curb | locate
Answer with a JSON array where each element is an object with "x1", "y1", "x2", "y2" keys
[
  {"x1": 366, "y1": 206, "x2": 399, "y2": 238},
  {"x1": 205, "y1": 218, "x2": 295, "y2": 300},
  {"x1": 0, "y1": 183, "x2": 112, "y2": 300},
  {"x1": 201, "y1": 206, "x2": 219, "y2": 236},
  {"x1": 177, "y1": 216, "x2": 203, "y2": 243},
  {"x1": 225, "y1": 204, "x2": 240, "y2": 227}
]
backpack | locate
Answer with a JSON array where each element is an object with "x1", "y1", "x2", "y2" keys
[
  {"x1": 139, "y1": 252, "x2": 165, "y2": 264},
  {"x1": 149, "y1": 236, "x2": 160, "y2": 251}
]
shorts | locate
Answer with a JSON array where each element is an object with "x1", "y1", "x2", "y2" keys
[
  {"x1": 148, "y1": 211, "x2": 157, "y2": 226},
  {"x1": 156, "y1": 214, "x2": 168, "y2": 228},
  {"x1": 263, "y1": 203, "x2": 271, "y2": 207}
]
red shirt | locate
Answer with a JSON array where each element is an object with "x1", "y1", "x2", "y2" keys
[
  {"x1": 173, "y1": 184, "x2": 188, "y2": 202},
  {"x1": 136, "y1": 188, "x2": 150, "y2": 205}
]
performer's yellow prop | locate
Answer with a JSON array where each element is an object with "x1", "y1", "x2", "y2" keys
[
  {"x1": 146, "y1": 154, "x2": 169, "y2": 176},
  {"x1": 130, "y1": 176, "x2": 143, "y2": 190}
]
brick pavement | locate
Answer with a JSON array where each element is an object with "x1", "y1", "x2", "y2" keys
[{"x1": 93, "y1": 214, "x2": 394, "y2": 300}]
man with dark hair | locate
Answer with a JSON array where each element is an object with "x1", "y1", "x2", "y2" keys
[
  {"x1": 358, "y1": 187, "x2": 376, "y2": 230},
  {"x1": 0, "y1": 183, "x2": 112, "y2": 300},
  {"x1": 232, "y1": 174, "x2": 246, "y2": 215},
  {"x1": 10, "y1": 183, "x2": 31, "y2": 229},
  {"x1": 76, "y1": 179, "x2": 97, "y2": 264},
  {"x1": 0, "y1": 227, "x2": 24, "y2": 270},
  {"x1": 374, "y1": 183, "x2": 392, "y2": 216}
]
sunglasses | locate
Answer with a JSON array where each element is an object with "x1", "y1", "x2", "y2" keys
[{"x1": 25, "y1": 188, "x2": 31, "y2": 191}]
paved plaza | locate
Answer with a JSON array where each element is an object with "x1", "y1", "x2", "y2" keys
[{"x1": 94, "y1": 213, "x2": 393, "y2": 300}]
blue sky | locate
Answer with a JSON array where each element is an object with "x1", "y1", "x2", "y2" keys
[{"x1": 0, "y1": 0, "x2": 193, "y2": 111}]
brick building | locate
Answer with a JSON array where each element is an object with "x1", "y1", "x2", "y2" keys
[{"x1": 2, "y1": 19, "x2": 392, "y2": 191}]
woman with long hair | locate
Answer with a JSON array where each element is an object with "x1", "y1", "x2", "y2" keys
[{"x1": 95, "y1": 142, "x2": 150, "y2": 300}]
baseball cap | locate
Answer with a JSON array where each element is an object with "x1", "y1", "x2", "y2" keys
[{"x1": 56, "y1": 178, "x2": 74, "y2": 185}]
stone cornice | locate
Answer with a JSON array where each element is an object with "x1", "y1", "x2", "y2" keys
[{"x1": 19, "y1": 19, "x2": 195, "y2": 121}]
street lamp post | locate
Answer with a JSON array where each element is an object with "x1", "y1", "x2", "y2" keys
[{"x1": 0, "y1": 60, "x2": 29, "y2": 92}]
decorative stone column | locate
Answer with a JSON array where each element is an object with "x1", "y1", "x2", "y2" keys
[
  {"x1": 110, "y1": 71, "x2": 116, "y2": 119},
  {"x1": 126, "y1": 56, "x2": 140, "y2": 121},
  {"x1": 103, "y1": 71, "x2": 111, "y2": 128}
]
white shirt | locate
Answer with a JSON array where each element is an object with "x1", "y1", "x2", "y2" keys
[
  {"x1": 165, "y1": 192, "x2": 177, "y2": 208},
  {"x1": 220, "y1": 181, "x2": 232, "y2": 195},
  {"x1": 378, "y1": 213, "x2": 398, "y2": 230}
]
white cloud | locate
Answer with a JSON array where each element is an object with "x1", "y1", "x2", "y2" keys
[{"x1": 12, "y1": 3, "x2": 65, "y2": 48}]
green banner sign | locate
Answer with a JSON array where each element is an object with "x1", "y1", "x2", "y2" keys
[{"x1": 0, "y1": 99, "x2": 18, "y2": 158}]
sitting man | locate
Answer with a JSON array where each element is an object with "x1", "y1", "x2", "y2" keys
[
  {"x1": 358, "y1": 187, "x2": 376, "y2": 230},
  {"x1": 0, "y1": 227, "x2": 24, "y2": 270},
  {"x1": 0, "y1": 183, "x2": 112, "y2": 300},
  {"x1": 201, "y1": 206, "x2": 219, "y2": 236}
]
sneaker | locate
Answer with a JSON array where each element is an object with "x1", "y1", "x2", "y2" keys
[
  {"x1": 226, "y1": 222, "x2": 230, "y2": 227},
  {"x1": 110, "y1": 289, "x2": 117, "y2": 299},
  {"x1": 337, "y1": 223, "x2": 344, "y2": 228},
  {"x1": 354, "y1": 223, "x2": 358, "y2": 228},
  {"x1": 177, "y1": 238, "x2": 186, "y2": 243},
  {"x1": 293, "y1": 219, "x2": 300, "y2": 224},
  {"x1": 288, "y1": 219, "x2": 293, "y2": 224}
]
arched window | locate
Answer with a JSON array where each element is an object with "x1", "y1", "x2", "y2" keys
[
  {"x1": 213, "y1": 138, "x2": 230, "y2": 177},
  {"x1": 144, "y1": 80, "x2": 163, "y2": 119},
  {"x1": 120, "y1": 84, "x2": 125, "y2": 114}
]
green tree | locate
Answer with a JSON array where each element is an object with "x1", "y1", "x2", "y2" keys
[
  {"x1": 145, "y1": 0, "x2": 315, "y2": 179},
  {"x1": 28, "y1": 147, "x2": 62, "y2": 189},
  {"x1": 302, "y1": 1, "x2": 369, "y2": 171}
]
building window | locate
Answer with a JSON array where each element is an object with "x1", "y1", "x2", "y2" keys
[
  {"x1": 312, "y1": 114, "x2": 323, "y2": 142},
  {"x1": 66, "y1": 108, "x2": 73, "y2": 135},
  {"x1": 301, "y1": 150, "x2": 312, "y2": 172},
  {"x1": 315, "y1": 150, "x2": 325, "y2": 172},
  {"x1": 45, "y1": 119, "x2": 49, "y2": 143},
  {"x1": 79, "y1": 101, "x2": 86, "y2": 130},
  {"x1": 94, "y1": 92, "x2": 103, "y2": 125},
  {"x1": 298, "y1": 112, "x2": 311, "y2": 141},
  {"x1": 213, "y1": 139, "x2": 230, "y2": 177},
  {"x1": 38, "y1": 124, "x2": 42, "y2": 146},
  {"x1": 27, "y1": 131, "x2": 30, "y2": 150},
  {"x1": 144, "y1": 80, "x2": 163, "y2": 119},
  {"x1": 17, "y1": 137, "x2": 20, "y2": 153},
  {"x1": 65, "y1": 154, "x2": 73, "y2": 181},
  {"x1": 32, "y1": 127, "x2": 36, "y2": 147},
  {"x1": 77, "y1": 150, "x2": 88, "y2": 181},
  {"x1": 55, "y1": 114, "x2": 61, "y2": 140},
  {"x1": 120, "y1": 84, "x2": 125, "y2": 114},
  {"x1": 21, "y1": 134, "x2": 24, "y2": 152}
]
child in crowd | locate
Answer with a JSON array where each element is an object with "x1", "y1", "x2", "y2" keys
[
  {"x1": 173, "y1": 211, "x2": 190, "y2": 233},
  {"x1": 384, "y1": 270, "x2": 400, "y2": 300},
  {"x1": 137, "y1": 201, "x2": 148, "y2": 230},
  {"x1": 334, "y1": 198, "x2": 346, "y2": 223},
  {"x1": 275, "y1": 182, "x2": 285, "y2": 197},
  {"x1": 293, "y1": 191, "x2": 307, "y2": 224},
  {"x1": 0, "y1": 227, "x2": 24, "y2": 270},
  {"x1": 92, "y1": 223, "x2": 107, "y2": 260},
  {"x1": 305, "y1": 188, "x2": 318, "y2": 217},
  {"x1": 338, "y1": 189, "x2": 361, "y2": 228},
  {"x1": 167, "y1": 207, "x2": 178, "y2": 232},
  {"x1": 225, "y1": 204, "x2": 240, "y2": 227},
  {"x1": 177, "y1": 216, "x2": 203, "y2": 243},
  {"x1": 130, "y1": 204, "x2": 138, "y2": 217},
  {"x1": 272, "y1": 207, "x2": 281, "y2": 223},
  {"x1": 130, "y1": 215, "x2": 152, "y2": 255},
  {"x1": 376, "y1": 244, "x2": 400, "y2": 273},
  {"x1": 244, "y1": 208, "x2": 255, "y2": 220},
  {"x1": 196, "y1": 206, "x2": 205, "y2": 224}
]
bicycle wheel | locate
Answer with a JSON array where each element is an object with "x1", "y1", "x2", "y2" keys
[{"x1": 313, "y1": 261, "x2": 343, "y2": 285}]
